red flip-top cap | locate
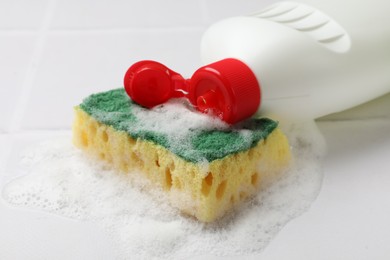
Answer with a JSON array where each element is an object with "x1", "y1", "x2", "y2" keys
[
  {"x1": 188, "y1": 58, "x2": 261, "y2": 124},
  {"x1": 123, "y1": 60, "x2": 186, "y2": 108}
]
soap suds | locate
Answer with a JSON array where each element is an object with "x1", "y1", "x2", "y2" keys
[
  {"x1": 1, "y1": 120, "x2": 326, "y2": 259},
  {"x1": 83, "y1": 90, "x2": 278, "y2": 162},
  {"x1": 131, "y1": 99, "x2": 230, "y2": 140},
  {"x1": 92, "y1": 97, "x2": 232, "y2": 162}
]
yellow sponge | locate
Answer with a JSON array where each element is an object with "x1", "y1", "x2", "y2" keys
[{"x1": 73, "y1": 89, "x2": 291, "y2": 222}]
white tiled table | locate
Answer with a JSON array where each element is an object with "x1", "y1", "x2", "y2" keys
[{"x1": 1, "y1": 1, "x2": 390, "y2": 259}]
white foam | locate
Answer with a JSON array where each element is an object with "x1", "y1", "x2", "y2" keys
[
  {"x1": 1, "y1": 119, "x2": 326, "y2": 259},
  {"x1": 131, "y1": 99, "x2": 229, "y2": 139},
  {"x1": 92, "y1": 98, "x2": 231, "y2": 162}
]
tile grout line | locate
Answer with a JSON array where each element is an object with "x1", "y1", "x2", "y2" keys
[
  {"x1": 0, "y1": 29, "x2": 37, "y2": 34},
  {"x1": 1, "y1": 0, "x2": 58, "y2": 184},
  {"x1": 0, "y1": 26, "x2": 206, "y2": 35},
  {"x1": 1, "y1": 129, "x2": 71, "y2": 137},
  {"x1": 199, "y1": 0, "x2": 211, "y2": 25},
  {"x1": 49, "y1": 26, "x2": 206, "y2": 33},
  {"x1": 8, "y1": 0, "x2": 58, "y2": 133}
]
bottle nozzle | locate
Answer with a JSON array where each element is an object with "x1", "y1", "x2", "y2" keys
[{"x1": 196, "y1": 90, "x2": 218, "y2": 113}]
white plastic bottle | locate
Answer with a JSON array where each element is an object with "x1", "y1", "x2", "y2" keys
[{"x1": 200, "y1": 0, "x2": 390, "y2": 120}]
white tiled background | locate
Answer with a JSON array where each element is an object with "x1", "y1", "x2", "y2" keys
[{"x1": 1, "y1": 0, "x2": 390, "y2": 259}]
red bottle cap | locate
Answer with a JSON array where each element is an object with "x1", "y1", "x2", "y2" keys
[
  {"x1": 188, "y1": 58, "x2": 261, "y2": 124},
  {"x1": 123, "y1": 60, "x2": 186, "y2": 108},
  {"x1": 123, "y1": 58, "x2": 261, "y2": 124}
]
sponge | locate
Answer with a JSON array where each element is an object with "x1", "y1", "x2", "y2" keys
[{"x1": 73, "y1": 89, "x2": 291, "y2": 222}]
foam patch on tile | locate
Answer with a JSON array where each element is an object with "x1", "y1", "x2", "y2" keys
[{"x1": 1, "y1": 120, "x2": 326, "y2": 259}]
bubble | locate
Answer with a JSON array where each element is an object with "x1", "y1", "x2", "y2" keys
[{"x1": 1, "y1": 119, "x2": 325, "y2": 259}]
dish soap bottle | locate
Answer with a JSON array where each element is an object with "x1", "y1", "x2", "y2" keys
[{"x1": 124, "y1": 0, "x2": 390, "y2": 124}]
